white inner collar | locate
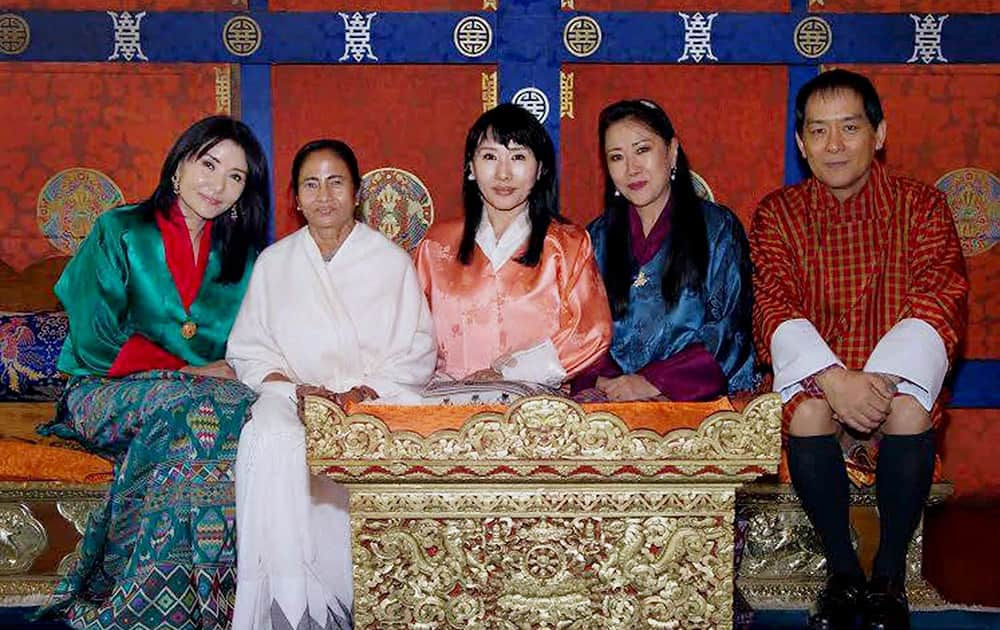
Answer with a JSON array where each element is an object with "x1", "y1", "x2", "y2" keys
[{"x1": 475, "y1": 210, "x2": 531, "y2": 271}]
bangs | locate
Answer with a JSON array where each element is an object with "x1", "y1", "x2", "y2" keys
[{"x1": 475, "y1": 123, "x2": 536, "y2": 152}]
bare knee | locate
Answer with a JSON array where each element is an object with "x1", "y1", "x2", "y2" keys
[
  {"x1": 881, "y1": 394, "x2": 931, "y2": 435},
  {"x1": 788, "y1": 397, "x2": 838, "y2": 437}
]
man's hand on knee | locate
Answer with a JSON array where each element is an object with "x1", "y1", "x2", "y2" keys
[{"x1": 815, "y1": 367, "x2": 893, "y2": 433}]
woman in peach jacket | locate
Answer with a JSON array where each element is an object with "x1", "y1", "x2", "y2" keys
[{"x1": 414, "y1": 104, "x2": 612, "y2": 387}]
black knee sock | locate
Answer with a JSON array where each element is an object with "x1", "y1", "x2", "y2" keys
[
  {"x1": 872, "y1": 429, "x2": 935, "y2": 582},
  {"x1": 787, "y1": 434, "x2": 863, "y2": 578}
]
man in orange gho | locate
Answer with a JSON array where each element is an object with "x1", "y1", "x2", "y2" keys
[{"x1": 750, "y1": 69, "x2": 969, "y2": 630}]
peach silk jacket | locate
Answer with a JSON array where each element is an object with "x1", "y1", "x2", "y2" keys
[{"x1": 414, "y1": 217, "x2": 613, "y2": 382}]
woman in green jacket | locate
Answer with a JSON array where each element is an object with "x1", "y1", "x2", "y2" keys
[{"x1": 39, "y1": 115, "x2": 269, "y2": 630}]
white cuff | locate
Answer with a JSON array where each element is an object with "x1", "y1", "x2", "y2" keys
[
  {"x1": 770, "y1": 319, "x2": 844, "y2": 393},
  {"x1": 895, "y1": 380, "x2": 934, "y2": 412},
  {"x1": 864, "y1": 318, "x2": 947, "y2": 411},
  {"x1": 497, "y1": 338, "x2": 567, "y2": 387},
  {"x1": 229, "y1": 359, "x2": 277, "y2": 394},
  {"x1": 779, "y1": 382, "x2": 806, "y2": 404}
]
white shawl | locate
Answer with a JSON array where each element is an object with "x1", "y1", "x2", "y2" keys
[{"x1": 227, "y1": 223, "x2": 436, "y2": 402}]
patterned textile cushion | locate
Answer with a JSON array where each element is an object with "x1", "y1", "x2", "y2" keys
[{"x1": 0, "y1": 310, "x2": 68, "y2": 401}]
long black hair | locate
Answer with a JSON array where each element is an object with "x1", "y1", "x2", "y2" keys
[
  {"x1": 142, "y1": 115, "x2": 269, "y2": 283},
  {"x1": 288, "y1": 138, "x2": 362, "y2": 221},
  {"x1": 458, "y1": 103, "x2": 565, "y2": 267},
  {"x1": 597, "y1": 99, "x2": 708, "y2": 319}
]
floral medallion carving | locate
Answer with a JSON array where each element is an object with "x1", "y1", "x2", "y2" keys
[{"x1": 0, "y1": 504, "x2": 46, "y2": 575}]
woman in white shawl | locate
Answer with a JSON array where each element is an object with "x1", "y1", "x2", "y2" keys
[{"x1": 226, "y1": 139, "x2": 436, "y2": 629}]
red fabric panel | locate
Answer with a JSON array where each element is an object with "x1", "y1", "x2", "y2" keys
[
  {"x1": 939, "y1": 408, "x2": 1000, "y2": 500},
  {"x1": 271, "y1": 0, "x2": 480, "y2": 9},
  {"x1": 834, "y1": 64, "x2": 998, "y2": 359},
  {"x1": 0, "y1": 63, "x2": 234, "y2": 273},
  {"x1": 560, "y1": 64, "x2": 787, "y2": 228},
  {"x1": 108, "y1": 336, "x2": 185, "y2": 377},
  {"x1": 271, "y1": 64, "x2": 491, "y2": 238},
  {"x1": 5, "y1": 0, "x2": 243, "y2": 8},
  {"x1": 924, "y1": 503, "x2": 1000, "y2": 607},
  {"x1": 157, "y1": 203, "x2": 212, "y2": 310},
  {"x1": 576, "y1": 0, "x2": 786, "y2": 10},
  {"x1": 818, "y1": 0, "x2": 997, "y2": 13}
]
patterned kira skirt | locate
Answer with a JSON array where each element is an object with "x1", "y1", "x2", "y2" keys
[{"x1": 36, "y1": 370, "x2": 257, "y2": 630}]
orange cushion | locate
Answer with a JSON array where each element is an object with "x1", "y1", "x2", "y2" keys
[
  {"x1": 347, "y1": 398, "x2": 735, "y2": 437},
  {"x1": 0, "y1": 438, "x2": 112, "y2": 484}
]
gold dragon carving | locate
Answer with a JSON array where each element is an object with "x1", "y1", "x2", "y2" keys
[{"x1": 351, "y1": 494, "x2": 736, "y2": 628}]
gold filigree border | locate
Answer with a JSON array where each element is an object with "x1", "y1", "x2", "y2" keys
[
  {"x1": 739, "y1": 576, "x2": 949, "y2": 611},
  {"x1": 304, "y1": 394, "x2": 781, "y2": 482},
  {"x1": 0, "y1": 482, "x2": 107, "y2": 501},
  {"x1": 350, "y1": 484, "x2": 737, "y2": 517},
  {"x1": 738, "y1": 482, "x2": 953, "y2": 508}
]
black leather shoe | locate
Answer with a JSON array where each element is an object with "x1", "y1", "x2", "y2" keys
[
  {"x1": 807, "y1": 572, "x2": 866, "y2": 630},
  {"x1": 861, "y1": 576, "x2": 910, "y2": 630}
]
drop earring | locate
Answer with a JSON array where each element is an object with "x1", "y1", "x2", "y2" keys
[
  {"x1": 171, "y1": 173, "x2": 180, "y2": 194},
  {"x1": 613, "y1": 190, "x2": 621, "y2": 197},
  {"x1": 669, "y1": 166, "x2": 677, "y2": 181}
]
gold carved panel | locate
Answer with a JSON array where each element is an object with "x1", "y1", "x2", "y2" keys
[
  {"x1": 0, "y1": 503, "x2": 46, "y2": 575},
  {"x1": 736, "y1": 483, "x2": 951, "y2": 610},
  {"x1": 56, "y1": 499, "x2": 102, "y2": 576},
  {"x1": 351, "y1": 486, "x2": 737, "y2": 629},
  {"x1": 304, "y1": 393, "x2": 782, "y2": 483}
]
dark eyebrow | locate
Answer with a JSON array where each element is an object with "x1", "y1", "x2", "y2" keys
[
  {"x1": 204, "y1": 150, "x2": 248, "y2": 175},
  {"x1": 806, "y1": 114, "x2": 864, "y2": 125}
]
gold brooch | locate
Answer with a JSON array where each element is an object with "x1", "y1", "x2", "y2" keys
[
  {"x1": 632, "y1": 270, "x2": 648, "y2": 288},
  {"x1": 181, "y1": 321, "x2": 197, "y2": 339}
]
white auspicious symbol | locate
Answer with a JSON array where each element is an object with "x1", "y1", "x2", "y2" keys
[
  {"x1": 677, "y1": 12, "x2": 718, "y2": 63},
  {"x1": 454, "y1": 16, "x2": 492, "y2": 58},
  {"x1": 107, "y1": 11, "x2": 148, "y2": 61},
  {"x1": 907, "y1": 14, "x2": 948, "y2": 64},
  {"x1": 339, "y1": 12, "x2": 378, "y2": 62},
  {"x1": 512, "y1": 87, "x2": 550, "y2": 124}
]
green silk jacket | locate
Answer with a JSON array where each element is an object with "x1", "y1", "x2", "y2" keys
[{"x1": 55, "y1": 205, "x2": 254, "y2": 376}]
